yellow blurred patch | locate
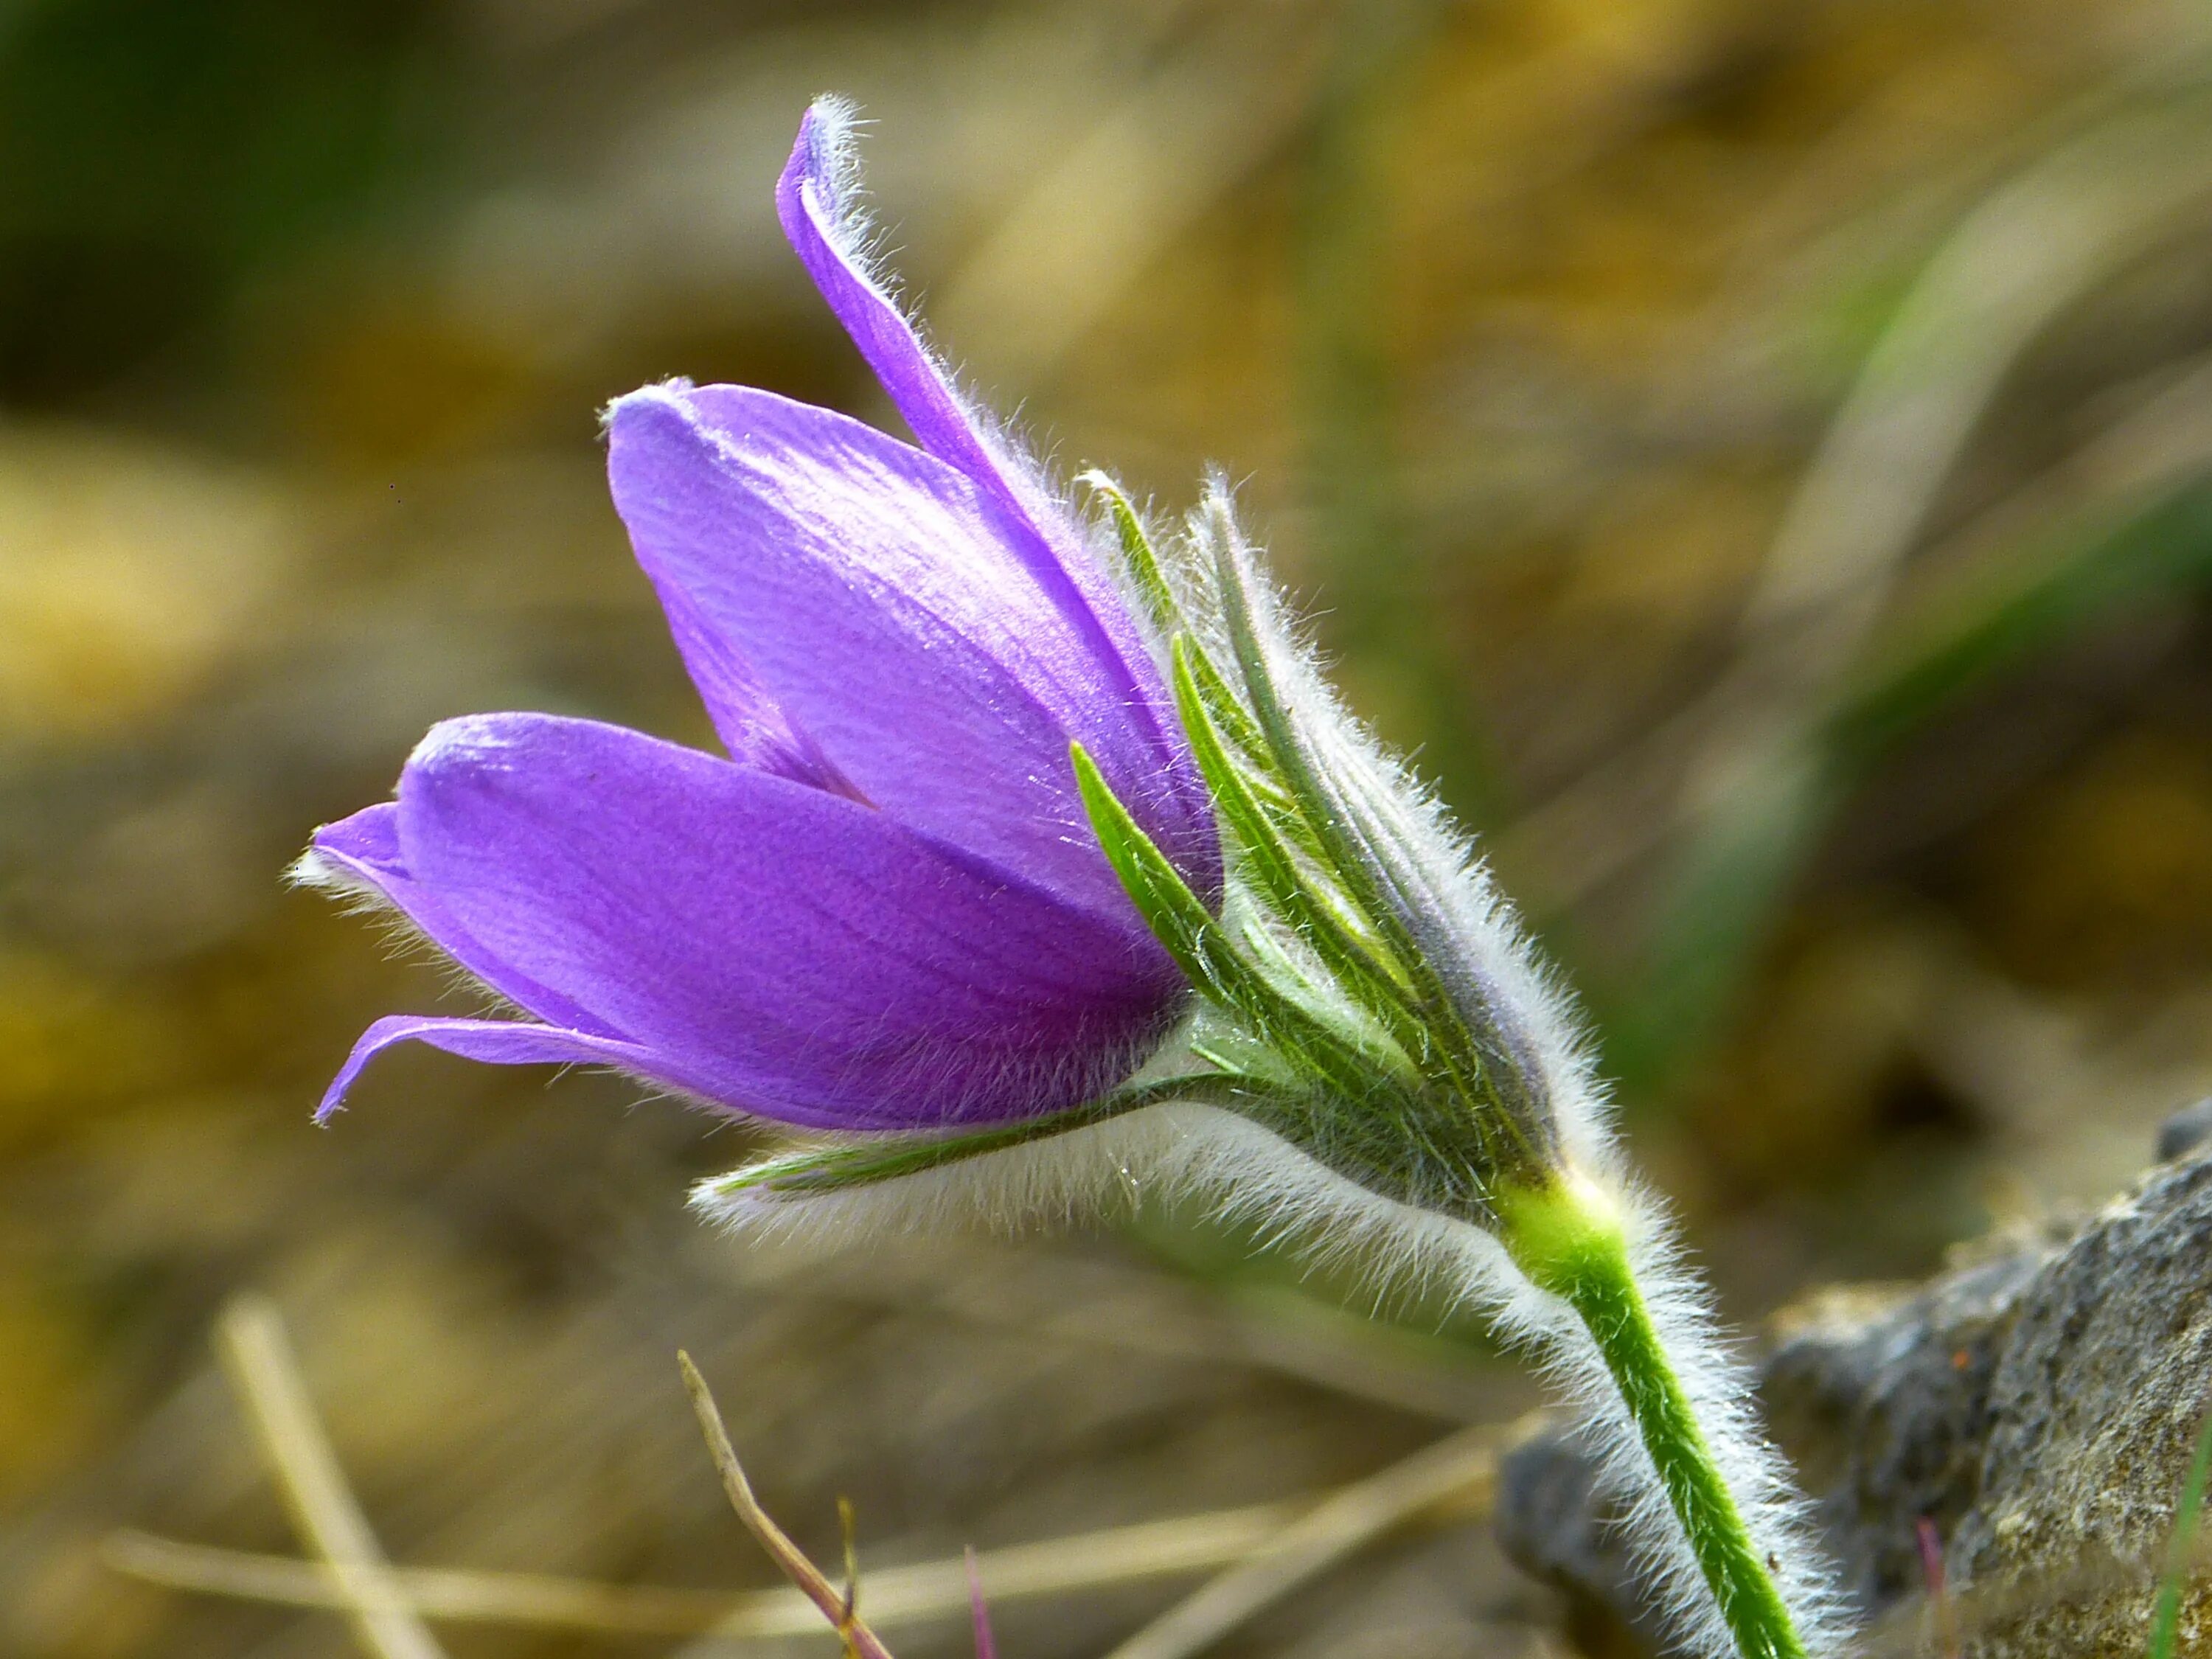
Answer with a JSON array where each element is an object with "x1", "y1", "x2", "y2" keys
[
  {"x1": 0, "y1": 952, "x2": 184, "y2": 1149},
  {"x1": 0, "y1": 428, "x2": 292, "y2": 740}
]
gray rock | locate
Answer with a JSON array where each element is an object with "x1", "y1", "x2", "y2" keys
[
  {"x1": 1761, "y1": 1242, "x2": 2056, "y2": 1619},
  {"x1": 2155, "y1": 1096, "x2": 2212, "y2": 1164},
  {"x1": 1944, "y1": 1154, "x2": 2212, "y2": 1656},
  {"x1": 1495, "y1": 1425, "x2": 1685, "y2": 1658},
  {"x1": 1493, "y1": 1151, "x2": 2212, "y2": 1658}
]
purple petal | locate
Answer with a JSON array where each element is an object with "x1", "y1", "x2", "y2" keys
[
  {"x1": 609, "y1": 381, "x2": 1196, "y2": 908},
  {"x1": 310, "y1": 803, "x2": 618, "y2": 1038},
  {"x1": 648, "y1": 579, "x2": 865, "y2": 799},
  {"x1": 774, "y1": 102, "x2": 1036, "y2": 531},
  {"x1": 316, "y1": 1015, "x2": 720, "y2": 1124},
  {"x1": 774, "y1": 101, "x2": 1219, "y2": 894},
  {"x1": 338, "y1": 712, "x2": 1183, "y2": 1129}
]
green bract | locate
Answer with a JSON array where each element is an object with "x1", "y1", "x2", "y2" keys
[{"x1": 1075, "y1": 476, "x2": 1561, "y2": 1223}]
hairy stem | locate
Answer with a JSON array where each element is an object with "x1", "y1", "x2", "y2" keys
[{"x1": 1503, "y1": 1177, "x2": 1807, "y2": 1659}]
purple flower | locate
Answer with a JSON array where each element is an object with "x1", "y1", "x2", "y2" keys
[{"x1": 302, "y1": 100, "x2": 1220, "y2": 1131}]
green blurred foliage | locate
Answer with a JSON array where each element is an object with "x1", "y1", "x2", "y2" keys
[{"x1": 0, "y1": 0, "x2": 451, "y2": 402}]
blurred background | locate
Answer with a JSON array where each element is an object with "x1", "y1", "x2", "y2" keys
[{"x1": 10, "y1": 0, "x2": 2212, "y2": 1654}]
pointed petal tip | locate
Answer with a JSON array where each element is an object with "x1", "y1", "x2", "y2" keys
[
  {"x1": 306, "y1": 799, "x2": 400, "y2": 860},
  {"x1": 406, "y1": 709, "x2": 541, "y2": 779},
  {"x1": 309, "y1": 1012, "x2": 715, "y2": 1130},
  {"x1": 768, "y1": 97, "x2": 1197, "y2": 841},
  {"x1": 804, "y1": 91, "x2": 863, "y2": 136},
  {"x1": 783, "y1": 94, "x2": 864, "y2": 215},
  {"x1": 293, "y1": 803, "x2": 408, "y2": 910},
  {"x1": 604, "y1": 381, "x2": 696, "y2": 438},
  {"x1": 311, "y1": 1015, "x2": 402, "y2": 1124},
  {"x1": 602, "y1": 379, "x2": 700, "y2": 443}
]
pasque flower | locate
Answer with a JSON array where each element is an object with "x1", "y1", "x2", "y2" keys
[
  {"x1": 302, "y1": 101, "x2": 1221, "y2": 1132},
  {"x1": 307, "y1": 100, "x2": 1843, "y2": 1659}
]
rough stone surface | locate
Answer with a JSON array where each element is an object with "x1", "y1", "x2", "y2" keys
[
  {"x1": 1495, "y1": 1127, "x2": 2212, "y2": 1657},
  {"x1": 2156, "y1": 1096, "x2": 2212, "y2": 1164},
  {"x1": 1495, "y1": 1426, "x2": 1680, "y2": 1659}
]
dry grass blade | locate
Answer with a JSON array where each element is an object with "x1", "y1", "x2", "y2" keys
[
  {"x1": 212, "y1": 1293, "x2": 448, "y2": 1659},
  {"x1": 678, "y1": 1350, "x2": 897, "y2": 1659},
  {"x1": 691, "y1": 1492, "x2": 1319, "y2": 1638},
  {"x1": 116, "y1": 1338, "x2": 1505, "y2": 1653},
  {"x1": 1097, "y1": 1416, "x2": 1520, "y2": 1659},
  {"x1": 103, "y1": 1531, "x2": 736, "y2": 1635},
  {"x1": 104, "y1": 1494, "x2": 1320, "y2": 1636}
]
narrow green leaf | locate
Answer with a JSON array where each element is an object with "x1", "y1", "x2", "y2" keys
[
  {"x1": 2147, "y1": 1393, "x2": 2212, "y2": 1659},
  {"x1": 1206, "y1": 500, "x2": 1414, "y2": 950},
  {"x1": 1179, "y1": 621, "x2": 1279, "y2": 779},
  {"x1": 1172, "y1": 635, "x2": 1419, "y2": 1034},
  {"x1": 697, "y1": 1074, "x2": 1256, "y2": 1202},
  {"x1": 1076, "y1": 470, "x2": 1309, "y2": 835},
  {"x1": 1179, "y1": 636, "x2": 1342, "y2": 882},
  {"x1": 1071, "y1": 740, "x2": 1228, "y2": 992},
  {"x1": 1071, "y1": 741, "x2": 1382, "y2": 1099},
  {"x1": 1203, "y1": 513, "x2": 1495, "y2": 1096},
  {"x1": 1079, "y1": 471, "x2": 1183, "y2": 639}
]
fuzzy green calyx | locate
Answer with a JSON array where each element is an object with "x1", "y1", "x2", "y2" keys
[
  {"x1": 1066, "y1": 485, "x2": 1570, "y2": 1220},
  {"x1": 1074, "y1": 728, "x2": 1561, "y2": 1221}
]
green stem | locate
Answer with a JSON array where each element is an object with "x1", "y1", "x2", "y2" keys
[{"x1": 1502, "y1": 1177, "x2": 1808, "y2": 1659}]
